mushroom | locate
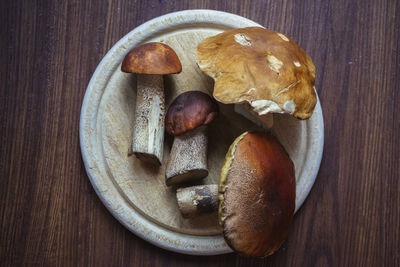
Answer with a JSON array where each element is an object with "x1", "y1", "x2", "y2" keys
[
  {"x1": 177, "y1": 131, "x2": 295, "y2": 257},
  {"x1": 165, "y1": 91, "x2": 219, "y2": 186},
  {"x1": 121, "y1": 42, "x2": 182, "y2": 165},
  {"x1": 196, "y1": 27, "x2": 317, "y2": 126}
]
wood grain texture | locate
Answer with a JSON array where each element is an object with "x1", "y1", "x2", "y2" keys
[{"x1": 1, "y1": 0, "x2": 399, "y2": 266}]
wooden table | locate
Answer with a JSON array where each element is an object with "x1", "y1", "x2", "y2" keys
[{"x1": 1, "y1": 0, "x2": 399, "y2": 266}]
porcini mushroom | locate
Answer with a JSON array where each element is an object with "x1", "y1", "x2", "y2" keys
[
  {"x1": 121, "y1": 42, "x2": 182, "y2": 165},
  {"x1": 196, "y1": 27, "x2": 317, "y2": 125},
  {"x1": 165, "y1": 91, "x2": 219, "y2": 186},
  {"x1": 177, "y1": 131, "x2": 295, "y2": 257}
]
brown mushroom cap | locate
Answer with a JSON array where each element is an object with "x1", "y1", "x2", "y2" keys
[
  {"x1": 196, "y1": 27, "x2": 316, "y2": 119},
  {"x1": 122, "y1": 42, "x2": 182, "y2": 74},
  {"x1": 218, "y1": 131, "x2": 295, "y2": 257},
  {"x1": 165, "y1": 91, "x2": 219, "y2": 136}
]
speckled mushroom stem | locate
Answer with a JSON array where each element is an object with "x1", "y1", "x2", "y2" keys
[
  {"x1": 132, "y1": 74, "x2": 165, "y2": 165},
  {"x1": 165, "y1": 126, "x2": 209, "y2": 186},
  {"x1": 176, "y1": 184, "x2": 218, "y2": 217}
]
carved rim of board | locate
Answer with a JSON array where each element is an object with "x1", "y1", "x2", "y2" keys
[{"x1": 79, "y1": 10, "x2": 324, "y2": 256}]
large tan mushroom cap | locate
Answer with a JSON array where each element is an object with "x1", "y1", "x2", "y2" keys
[
  {"x1": 196, "y1": 27, "x2": 316, "y2": 119},
  {"x1": 122, "y1": 42, "x2": 182, "y2": 75}
]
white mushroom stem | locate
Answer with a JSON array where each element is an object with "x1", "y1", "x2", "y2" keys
[
  {"x1": 234, "y1": 103, "x2": 273, "y2": 129},
  {"x1": 165, "y1": 126, "x2": 208, "y2": 186},
  {"x1": 177, "y1": 184, "x2": 218, "y2": 217},
  {"x1": 132, "y1": 74, "x2": 165, "y2": 165}
]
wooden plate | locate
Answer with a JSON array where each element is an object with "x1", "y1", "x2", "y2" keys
[{"x1": 79, "y1": 10, "x2": 324, "y2": 255}]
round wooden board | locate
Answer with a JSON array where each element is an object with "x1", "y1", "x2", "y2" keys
[{"x1": 80, "y1": 10, "x2": 324, "y2": 255}]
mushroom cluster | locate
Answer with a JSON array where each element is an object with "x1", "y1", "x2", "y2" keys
[
  {"x1": 177, "y1": 131, "x2": 295, "y2": 257},
  {"x1": 121, "y1": 27, "x2": 317, "y2": 258}
]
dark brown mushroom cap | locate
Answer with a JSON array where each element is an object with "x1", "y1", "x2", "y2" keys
[
  {"x1": 165, "y1": 91, "x2": 219, "y2": 136},
  {"x1": 121, "y1": 42, "x2": 182, "y2": 74},
  {"x1": 218, "y1": 131, "x2": 295, "y2": 257}
]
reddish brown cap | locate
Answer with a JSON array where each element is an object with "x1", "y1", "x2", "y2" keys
[
  {"x1": 218, "y1": 131, "x2": 295, "y2": 257},
  {"x1": 121, "y1": 42, "x2": 182, "y2": 74},
  {"x1": 165, "y1": 91, "x2": 219, "y2": 136}
]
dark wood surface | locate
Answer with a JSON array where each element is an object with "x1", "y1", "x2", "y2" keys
[{"x1": 1, "y1": 0, "x2": 399, "y2": 266}]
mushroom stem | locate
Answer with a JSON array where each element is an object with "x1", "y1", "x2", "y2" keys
[
  {"x1": 234, "y1": 103, "x2": 273, "y2": 129},
  {"x1": 132, "y1": 74, "x2": 165, "y2": 165},
  {"x1": 165, "y1": 126, "x2": 208, "y2": 185},
  {"x1": 176, "y1": 184, "x2": 218, "y2": 217}
]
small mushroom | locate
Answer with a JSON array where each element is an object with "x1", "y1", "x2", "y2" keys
[
  {"x1": 177, "y1": 131, "x2": 295, "y2": 257},
  {"x1": 122, "y1": 42, "x2": 182, "y2": 165},
  {"x1": 165, "y1": 91, "x2": 219, "y2": 186},
  {"x1": 196, "y1": 27, "x2": 317, "y2": 124}
]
